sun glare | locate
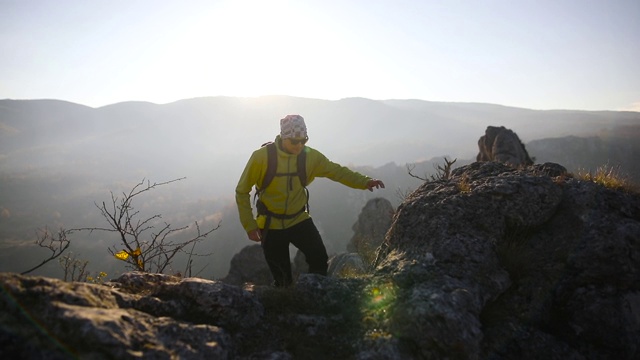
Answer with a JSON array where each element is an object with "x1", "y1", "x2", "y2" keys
[
  {"x1": 119, "y1": 0, "x2": 381, "y2": 104},
  {"x1": 153, "y1": 0, "x2": 333, "y2": 99}
]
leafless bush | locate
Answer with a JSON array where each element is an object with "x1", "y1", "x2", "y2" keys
[
  {"x1": 430, "y1": 157, "x2": 457, "y2": 181},
  {"x1": 406, "y1": 163, "x2": 428, "y2": 182},
  {"x1": 407, "y1": 157, "x2": 457, "y2": 182},
  {"x1": 394, "y1": 186, "x2": 414, "y2": 202},
  {"x1": 84, "y1": 178, "x2": 218, "y2": 274},
  {"x1": 58, "y1": 252, "x2": 89, "y2": 281},
  {"x1": 21, "y1": 227, "x2": 72, "y2": 275}
]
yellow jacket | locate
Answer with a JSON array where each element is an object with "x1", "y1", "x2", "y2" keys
[{"x1": 235, "y1": 136, "x2": 372, "y2": 232}]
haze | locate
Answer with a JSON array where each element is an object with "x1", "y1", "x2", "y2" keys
[
  {"x1": 1, "y1": 0, "x2": 640, "y2": 280},
  {"x1": 1, "y1": 96, "x2": 638, "y2": 280},
  {"x1": 1, "y1": 0, "x2": 639, "y2": 111}
]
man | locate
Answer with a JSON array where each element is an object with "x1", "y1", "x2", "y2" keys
[{"x1": 235, "y1": 114, "x2": 385, "y2": 286}]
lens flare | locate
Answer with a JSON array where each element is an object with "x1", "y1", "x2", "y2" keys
[{"x1": 362, "y1": 280, "x2": 397, "y2": 339}]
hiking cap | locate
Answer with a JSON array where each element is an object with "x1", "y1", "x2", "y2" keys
[{"x1": 280, "y1": 115, "x2": 307, "y2": 139}]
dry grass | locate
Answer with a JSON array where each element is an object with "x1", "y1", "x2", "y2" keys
[
  {"x1": 577, "y1": 164, "x2": 639, "y2": 193},
  {"x1": 457, "y1": 173, "x2": 472, "y2": 193}
]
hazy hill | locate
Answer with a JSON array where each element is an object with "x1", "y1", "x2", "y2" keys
[
  {"x1": 3, "y1": 96, "x2": 638, "y2": 170},
  {"x1": 0, "y1": 96, "x2": 638, "y2": 279},
  {"x1": 527, "y1": 128, "x2": 640, "y2": 181}
]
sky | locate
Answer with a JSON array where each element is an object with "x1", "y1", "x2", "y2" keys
[{"x1": 1, "y1": 0, "x2": 639, "y2": 111}]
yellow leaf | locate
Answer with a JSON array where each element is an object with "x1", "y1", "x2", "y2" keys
[
  {"x1": 137, "y1": 258, "x2": 144, "y2": 269},
  {"x1": 132, "y1": 247, "x2": 141, "y2": 256},
  {"x1": 114, "y1": 250, "x2": 129, "y2": 260}
]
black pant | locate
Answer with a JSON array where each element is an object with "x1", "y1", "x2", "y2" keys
[{"x1": 261, "y1": 218, "x2": 328, "y2": 287}]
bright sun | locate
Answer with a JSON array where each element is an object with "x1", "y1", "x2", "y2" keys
[
  {"x1": 123, "y1": 0, "x2": 379, "y2": 104},
  {"x1": 152, "y1": 0, "x2": 335, "y2": 100}
]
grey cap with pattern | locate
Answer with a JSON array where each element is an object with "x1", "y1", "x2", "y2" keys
[{"x1": 280, "y1": 115, "x2": 307, "y2": 139}]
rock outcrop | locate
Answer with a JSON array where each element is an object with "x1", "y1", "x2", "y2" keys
[
  {"x1": 2, "y1": 161, "x2": 639, "y2": 359},
  {"x1": 327, "y1": 252, "x2": 367, "y2": 277},
  {"x1": 220, "y1": 244, "x2": 273, "y2": 286},
  {"x1": 292, "y1": 248, "x2": 309, "y2": 276},
  {"x1": 477, "y1": 125, "x2": 534, "y2": 166},
  {"x1": 347, "y1": 197, "x2": 394, "y2": 265},
  {"x1": 374, "y1": 161, "x2": 639, "y2": 359}
]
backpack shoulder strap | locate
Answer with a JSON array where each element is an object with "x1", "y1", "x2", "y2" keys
[
  {"x1": 297, "y1": 150, "x2": 307, "y2": 187},
  {"x1": 260, "y1": 142, "x2": 278, "y2": 191}
]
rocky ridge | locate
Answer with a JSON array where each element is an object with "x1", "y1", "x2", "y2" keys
[{"x1": 2, "y1": 161, "x2": 639, "y2": 359}]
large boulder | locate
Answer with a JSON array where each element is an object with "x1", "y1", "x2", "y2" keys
[
  {"x1": 347, "y1": 197, "x2": 394, "y2": 265},
  {"x1": 477, "y1": 125, "x2": 534, "y2": 166},
  {"x1": 292, "y1": 248, "x2": 308, "y2": 276},
  {"x1": 374, "y1": 161, "x2": 640, "y2": 359},
  {"x1": 220, "y1": 244, "x2": 273, "y2": 286},
  {"x1": 0, "y1": 272, "x2": 263, "y2": 359}
]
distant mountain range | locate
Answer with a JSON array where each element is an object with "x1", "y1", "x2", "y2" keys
[
  {"x1": 2, "y1": 96, "x2": 639, "y2": 168},
  {"x1": 1, "y1": 96, "x2": 639, "y2": 279}
]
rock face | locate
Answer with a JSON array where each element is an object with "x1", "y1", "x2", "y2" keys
[
  {"x1": 477, "y1": 125, "x2": 534, "y2": 166},
  {"x1": 219, "y1": 245, "x2": 316, "y2": 285},
  {"x1": 2, "y1": 161, "x2": 639, "y2": 359},
  {"x1": 327, "y1": 253, "x2": 367, "y2": 277},
  {"x1": 220, "y1": 244, "x2": 273, "y2": 286},
  {"x1": 292, "y1": 248, "x2": 309, "y2": 276},
  {"x1": 347, "y1": 197, "x2": 394, "y2": 265},
  {"x1": 0, "y1": 272, "x2": 259, "y2": 359},
  {"x1": 375, "y1": 161, "x2": 640, "y2": 359}
]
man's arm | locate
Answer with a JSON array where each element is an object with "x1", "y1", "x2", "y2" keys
[
  {"x1": 235, "y1": 151, "x2": 263, "y2": 236},
  {"x1": 309, "y1": 149, "x2": 385, "y2": 191}
]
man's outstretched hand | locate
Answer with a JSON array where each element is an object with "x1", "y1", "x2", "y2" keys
[{"x1": 366, "y1": 179, "x2": 385, "y2": 192}]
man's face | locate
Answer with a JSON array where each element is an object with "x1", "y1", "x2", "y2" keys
[{"x1": 282, "y1": 137, "x2": 308, "y2": 155}]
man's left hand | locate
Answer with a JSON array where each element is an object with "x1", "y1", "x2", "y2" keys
[{"x1": 366, "y1": 179, "x2": 385, "y2": 191}]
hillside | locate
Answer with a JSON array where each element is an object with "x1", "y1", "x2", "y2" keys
[
  {"x1": 0, "y1": 96, "x2": 638, "y2": 280},
  {"x1": 527, "y1": 130, "x2": 640, "y2": 182}
]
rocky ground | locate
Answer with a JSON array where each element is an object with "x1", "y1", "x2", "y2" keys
[{"x1": 2, "y1": 161, "x2": 639, "y2": 359}]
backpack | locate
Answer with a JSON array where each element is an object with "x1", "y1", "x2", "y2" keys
[
  {"x1": 259, "y1": 142, "x2": 307, "y2": 191},
  {"x1": 254, "y1": 142, "x2": 309, "y2": 227}
]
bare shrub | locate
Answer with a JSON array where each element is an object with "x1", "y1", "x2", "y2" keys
[
  {"x1": 84, "y1": 178, "x2": 218, "y2": 274},
  {"x1": 21, "y1": 227, "x2": 72, "y2": 275},
  {"x1": 407, "y1": 157, "x2": 457, "y2": 182}
]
